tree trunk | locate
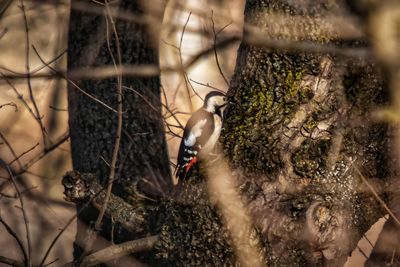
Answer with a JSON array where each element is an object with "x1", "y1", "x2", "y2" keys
[
  {"x1": 67, "y1": 0, "x2": 169, "y2": 261},
  {"x1": 222, "y1": 0, "x2": 391, "y2": 266},
  {"x1": 63, "y1": 0, "x2": 398, "y2": 266}
]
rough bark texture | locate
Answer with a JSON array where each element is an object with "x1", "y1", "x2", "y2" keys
[
  {"x1": 67, "y1": 0, "x2": 170, "y2": 261},
  {"x1": 221, "y1": 0, "x2": 391, "y2": 266},
  {"x1": 64, "y1": 0, "x2": 398, "y2": 266},
  {"x1": 150, "y1": 1, "x2": 393, "y2": 266}
]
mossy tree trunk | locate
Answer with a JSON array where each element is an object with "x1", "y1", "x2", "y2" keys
[
  {"x1": 221, "y1": 0, "x2": 393, "y2": 266},
  {"x1": 67, "y1": 0, "x2": 169, "y2": 261},
  {"x1": 64, "y1": 0, "x2": 398, "y2": 266}
]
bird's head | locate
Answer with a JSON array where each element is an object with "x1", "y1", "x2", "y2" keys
[{"x1": 203, "y1": 91, "x2": 227, "y2": 115}]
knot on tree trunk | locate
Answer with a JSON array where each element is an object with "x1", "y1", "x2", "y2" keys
[
  {"x1": 62, "y1": 170, "x2": 148, "y2": 234},
  {"x1": 62, "y1": 170, "x2": 97, "y2": 202}
]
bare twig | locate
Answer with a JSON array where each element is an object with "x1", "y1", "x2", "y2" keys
[
  {"x1": 41, "y1": 258, "x2": 58, "y2": 267},
  {"x1": 357, "y1": 245, "x2": 369, "y2": 260},
  {"x1": 8, "y1": 142, "x2": 40, "y2": 166},
  {"x1": 122, "y1": 86, "x2": 159, "y2": 114},
  {"x1": 40, "y1": 172, "x2": 121, "y2": 267},
  {"x1": 189, "y1": 78, "x2": 225, "y2": 93},
  {"x1": 123, "y1": 85, "x2": 184, "y2": 131},
  {"x1": 0, "y1": 32, "x2": 367, "y2": 84},
  {"x1": 363, "y1": 234, "x2": 374, "y2": 249},
  {"x1": 79, "y1": 235, "x2": 158, "y2": 267},
  {"x1": 20, "y1": 0, "x2": 47, "y2": 145},
  {"x1": 39, "y1": 211, "x2": 78, "y2": 267},
  {"x1": 0, "y1": 102, "x2": 17, "y2": 111},
  {"x1": 179, "y1": 12, "x2": 194, "y2": 112},
  {"x1": 94, "y1": 1, "x2": 123, "y2": 230},
  {"x1": 31, "y1": 45, "x2": 118, "y2": 113},
  {"x1": 0, "y1": 214, "x2": 28, "y2": 265},
  {"x1": 39, "y1": 191, "x2": 104, "y2": 267},
  {"x1": 0, "y1": 256, "x2": 24, "y2": 267},
  {"x1": 0, "y1": 132, "x2": 23, "y2": 169},
  {"x1": 18, "y1": 131, "x2": 69, "y2": 175},
  {"x1": 48, "y1": 105, "x2": 67, "y2": 112},
  {"x1": 353, "y1": 163, "x2": 400, "y2": 226},
  {"x1": 210, "y1": 10, "x2": 230, "y2": 86},
  {"x1": 0, "y1": 49, "x2": 66, "y2": 78},
  {"x1": 5, "y1": 165, "x2": 32, "y2": 267},
  {"x1": 0, "y1": 131, "x2": 69, "y2": 193},
  {"x1": 0, "y1": 72, "x2": 47, "y2": 134}
]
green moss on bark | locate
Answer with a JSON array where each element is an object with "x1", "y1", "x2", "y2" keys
[
  {"x1": 223, "y1": 49, "x2": 321, "y2": 176},
  {"x1": 220, "y1": 0, "x2": 390, "y2": 265}
]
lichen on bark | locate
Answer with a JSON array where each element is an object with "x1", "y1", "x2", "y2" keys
[
  {"x1": 221, "y1": 0, "x2": 390, "y2": 266},
  {"x1": 66, "y1": 0, "x2": 394, "y2": 266}
]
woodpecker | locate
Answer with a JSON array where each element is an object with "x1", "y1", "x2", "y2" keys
[{"x1": 175, "y1": 91, "x2": 227, "y2": 182}]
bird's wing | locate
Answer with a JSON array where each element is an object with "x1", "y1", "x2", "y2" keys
[{"x1": 175, "y1": 109, "x2": 214, "y2": 179}]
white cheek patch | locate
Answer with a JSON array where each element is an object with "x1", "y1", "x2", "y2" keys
[
  {"x1": 184, "y1": 119, "x2": 207, "y2": 147},
  {"x1": 205, "y1": 96, "x2": 226, "y2": 113}
]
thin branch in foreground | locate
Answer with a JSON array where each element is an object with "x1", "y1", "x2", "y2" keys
[
  {"x1": 8, "y1": 142, "x2": 40, "y2": 166},
  {"x1": 189, "y1": 78, "x2": 225, "y2": 93},
  {"x1": 79, "y1": 235, "x2": 158, "y2": 267},
  {"x1": 31, "y1": 45, "x2": 118, "y2": 113},
  {"x1": 0, "y1": 102, "x2": 17, "y2": 111},
  {"x1": 178, "y1": 12, "x2": 194, "y2": 112},
  {"x1": 5, "y1": 165, "x2": 32, "y2": 267},
  {"x1": 0, "y1": 131, "x2": 69, "y2": 194},
  {"x1": 205, "y1": 154, "x2": 264, "y2": 267},
  {"x1": 41, "y1": 258, "x2": 58, "y2": 267},
  {"x1": 210, "y1": 10, "x2": 230, "y2": 87},
  {"x1": 48, "y1": 105, "x2": 67, "y2": 112},
  {"x1": 38, "y1": 209, "x2": 79, "y2": 267},
  {"x1": 2, "y1": 34, "x2": 236, "y2": 83},
  {"x1": 0, "y1": 256, "x2": 24, "y2": 267},
  {"x1": 0, "y1": 214, "x2": 28, "y2": 265},
  {"x1": 39, "y1": 173, "x2": 113, "y2": 267},
  {"x1": 0, "y1": 132, "x2": 23, "y2": 169},
  {"x1": 0, "y1": 72, "x2": 47, "y2": 137},
  {"x1": 123, "y1": 85, "x2": 184, "y2": 134},
  {"x1": 94, "y1": 0, "x2": 123, "y2": 230},
  {"x1": 0, "y1": 49, "x2": 66, "y2": 79},
  {"x1": 357, "y1": 245, "x2": 369, "y2": 260},
  {"x1": 20, "y1": 0, "x2": 47, "y2": 145},
  {"x1": 353, "y1": 163, "x2": 400, "y2": 226}
]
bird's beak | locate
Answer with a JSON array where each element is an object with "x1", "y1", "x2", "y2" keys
[{"x1": 218, "y1": 104, "x2": 227, "y2": 118}]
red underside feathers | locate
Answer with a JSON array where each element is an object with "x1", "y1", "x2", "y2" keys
[{"x1": 184, "y1": 157, "x2": 198, "y2": 175}]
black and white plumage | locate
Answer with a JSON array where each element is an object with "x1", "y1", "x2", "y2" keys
[{"x1": 175, "y1": 91, "x2": 227, "y2": 182}]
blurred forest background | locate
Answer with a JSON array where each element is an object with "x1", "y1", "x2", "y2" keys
[
  {"x1": 0, "y1": 0, "x2": 242, "y2": 265},
  {"x1": 0, "y1": 0, "x2": 397, "y2": 266}
]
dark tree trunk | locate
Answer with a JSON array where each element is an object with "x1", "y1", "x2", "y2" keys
[
  {"x1": 67, "y1": 0, "x2": 169, "y2": 261},
  {"x1": 221, "y1": 0, "x2": 392, "y2": 266}
]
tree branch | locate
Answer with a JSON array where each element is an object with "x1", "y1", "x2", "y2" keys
[
  {"x1": 62, "y1": 171, "x2": 147, "y2": 234},
  {"x1": 79, "y1": 235, "x2": 158, "y2": 267},
  {"x1": 94, "y1": 0, "x2": 123, "y2": 231},
  {"x1": 0, "y1": 256, "x2": 24, "y2": 267}
]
